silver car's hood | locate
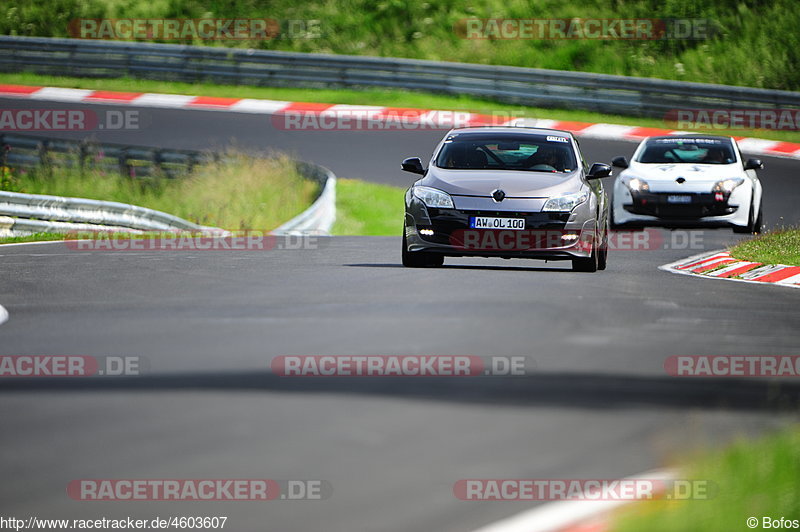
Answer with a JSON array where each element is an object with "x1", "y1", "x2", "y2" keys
[{"x1": 420, "y1": 167, "x2": 582, "y2": 198}]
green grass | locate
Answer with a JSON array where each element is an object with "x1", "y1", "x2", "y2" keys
[
  {"x1": 1, "y1": 153, "x2": 318, "y2": 232},
  {"x1": 611, "y1": 426, "x2": 800, "y2": 532},
  {"x1": 729, "y1": 228, "x2": 800, "y2": 267},
  {"x1": 4, "y1": 72, "x2": 800, "y2": 144},
  {"x1": 3, "y1": 0, "x2": 800, "y2": 91},
  {"x1": 332, "y1": 178, "x2": 405, "y2": 236},
  {"x1": 0, "y1": 232, "x2": 66, "y2": 244}
]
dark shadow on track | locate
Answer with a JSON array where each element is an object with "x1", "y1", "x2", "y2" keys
[
  {"x1": 345, "y1": 263, "x2": 572, "y2": 272},
  {"x1": 2, "y1": 371, "x2": 799, "y2": 412}
]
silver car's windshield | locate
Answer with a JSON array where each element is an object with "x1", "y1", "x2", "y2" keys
[
  {"x1": 636, "y1": 138, "x2": 736, "y2": 164},
  {"x1": 435, "y1": 133, "x2": 578, "y2": 173}
]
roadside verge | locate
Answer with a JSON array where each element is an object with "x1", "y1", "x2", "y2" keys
[
  {"x1": 660, "y1": 250, "x2": 800, "y2": 288},
  {"x1": 470, "y1": 469, "x2": 675, "y2": 532}
]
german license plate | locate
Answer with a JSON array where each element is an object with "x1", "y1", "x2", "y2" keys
[
  {"x1": 469, "y1": 217, "x2": 525, "y2": 230},
  {"x1": 667, "y1": 195, "x2": 692, "y2": 204}
]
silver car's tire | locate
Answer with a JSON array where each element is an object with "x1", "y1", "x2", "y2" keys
[
  {"x1": 402, "y1": 232, "x2": 444, "y2": 268},
  {"x1": 572, "y1": 232, "x2": 599, "y2": 272},
  {"x1": 598, "y1": 229, "x2": 608, "y2": 271}
]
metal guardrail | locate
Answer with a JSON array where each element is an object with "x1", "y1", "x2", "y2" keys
[
  {"x1": 1, "y1": 36, "x2": 799, "y2": 117},
  {"x1": 0, "y1": 133, "x2": 209, "y2": 179},
  {"x1": 272, "y1": 162, "x2": 336, "y2": 235},
  {"x1": 0, "y1": 190, "x2": 210, "y2": 232}
]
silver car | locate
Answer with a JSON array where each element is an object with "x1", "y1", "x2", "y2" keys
[{"x1": 401, "y1": 127, "x2": 611, "y2": 271}]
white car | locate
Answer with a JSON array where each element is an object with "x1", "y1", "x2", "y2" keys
[{"x1": 610, "y1": 135, "x2": 764, "y2": 233}]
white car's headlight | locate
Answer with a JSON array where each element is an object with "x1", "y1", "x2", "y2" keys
[
  {"x1": 542, "y1": 190, "x2": 589, "y2": 212},
  {"x1": 713, "y1": 178, "x2": 744, "y2": 193},
  {"x1": 412, "y1": 186, "x2": 455, "y2": 209},
  {"x1": 625, "y1": 177, "x2": 650, "y2": 192}
]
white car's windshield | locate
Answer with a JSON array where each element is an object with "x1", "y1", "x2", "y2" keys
[
  {"x1": 636, "y1": 137, "x2": 736, "y2": 164},
  {"x1": 436, "y1": 133, "x2": 578, "y2": 173}
]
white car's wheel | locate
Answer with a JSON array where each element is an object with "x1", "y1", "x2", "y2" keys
[
  {"x1": 752, "y1": 201, "x2": 764, "y2": 234},
  {"x1": 733, "y1": 200, "x2": 763, "y2": 234}
]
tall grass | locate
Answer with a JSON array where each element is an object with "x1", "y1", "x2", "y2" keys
[
  {"x1": 1, "y1": 153, "x2": 319, "y2": 231},
  {"x1": 2, "y1": 0, "x2": 798, "y2": 89}
]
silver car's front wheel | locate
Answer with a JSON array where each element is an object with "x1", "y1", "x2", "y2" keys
[
  {"x1": 402, "y1": 232, "x2": 444, "y2": 268},
  {"x1": 572, "y1": 230, "x2": 599, "y2": 272}
]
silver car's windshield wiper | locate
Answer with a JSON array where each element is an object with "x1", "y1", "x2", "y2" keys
[{"x1": 439, "y1": 167, "x2": 565, "y2": 172}]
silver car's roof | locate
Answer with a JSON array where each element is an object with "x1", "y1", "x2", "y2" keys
[{"x1": 446, "y1": 126, "x2": 576, "y2": 138}]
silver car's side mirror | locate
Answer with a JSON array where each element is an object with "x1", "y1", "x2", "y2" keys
[
  {"x1": 587, "y1": 163, "x2": 612, "y2": 180},
  {"x1": 401, "y1": 157, "x2": 426, "y2": 175}
]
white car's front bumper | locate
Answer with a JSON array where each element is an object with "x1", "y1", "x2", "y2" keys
[{"x1": 611, "y1": 179, "x2": 752, "y2": 228}]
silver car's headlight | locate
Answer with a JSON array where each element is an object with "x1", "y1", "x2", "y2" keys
[
  {"x1": 412, "y1": 186, "x2": 455, "y2": 209},
  {"x1": 625, "y1": 177, "x2": 650, "y2": 192},
  {"x1": 712, "y1": 178, "x2": 744, "y2": 193},
  {"x1": 542, "y1": 190, "x2": 589, "y2": 212}
]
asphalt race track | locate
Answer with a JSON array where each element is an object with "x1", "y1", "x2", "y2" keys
[{"x1": 1, "y1": 98, "x2": 799, "y2": 531}]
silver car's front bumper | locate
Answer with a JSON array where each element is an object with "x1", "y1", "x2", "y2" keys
[{"x1": 404, "y1": 195, "x2": 599, "y2": 260}]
